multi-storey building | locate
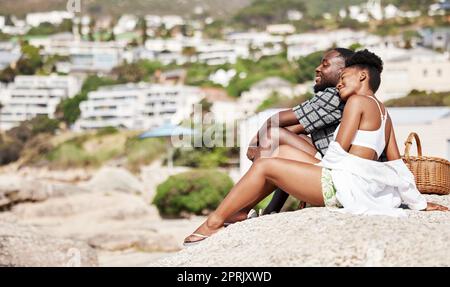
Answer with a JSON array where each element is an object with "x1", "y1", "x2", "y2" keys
[
  {"x1": 76, "y1": 83, "x2": 203, "y2": 130},
  {"x1": 0, "y1": 75, "x2": 82, "y2": 130}
]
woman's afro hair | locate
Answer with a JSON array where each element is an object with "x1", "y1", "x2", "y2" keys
[
  {"x1": 346, "y1": 49, "x2": 384, "y2": 92},
  {"x1": 346, "y1": 49, "x2": 383, "y2": 74}
]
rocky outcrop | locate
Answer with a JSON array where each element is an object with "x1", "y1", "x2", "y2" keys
[
  {"x1": 0, "y1": 222, "x2": 98, "y2": 267},
  {"x1": 156, "y1": 194, "x2": 450, "y2": 267},
  {"x1": 84, "y1": 167, "x2": 145, "y2": 194},
  {"x1": 87, "y1": 230, "x2": 179, "y2": 252},
  {"x1": 3, "y1": 191, "x2": 185, "y2": 254},
  {"x1": 0, "y1": 175, "x2": 89, "y2": 209},
  {"x1": 0, "y1": 164, "x2": 203, "y2": 267}
]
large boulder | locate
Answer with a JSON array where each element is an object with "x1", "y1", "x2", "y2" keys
[
  {"x1": 0, "y1": 175, "x2": 89, "y2": 209},
  {"x1": 84, "y1": 167, "x2": 145, "y2": 194},
  {"x1": 155, "y1": 194, "x2": 450, "y2": 267},
  {"x1": 9, "y1": 191, "x2": 157, "y2": 220},
  {"x1": 0, "y1": 222, "x2": 98, "y2": 267},
  {"x1": 5, "y1": 191, "x2": 182, "y2": 253},
  {"x1": 87, "y1": 230, "x2": 179, "y2": 252}
]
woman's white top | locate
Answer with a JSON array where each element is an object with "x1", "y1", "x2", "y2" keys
[
  {"x1": 317, "y1": 141, "x2": 427, "y2": 217},
  {"x1": 333, "y1": 96, "x2": 387, "y2": 159}
]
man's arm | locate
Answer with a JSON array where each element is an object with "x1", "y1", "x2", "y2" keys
[
  {"x1": 248, "y1": 109, "x2": 301, "y2": 148},
  {"x1": 248, "y1": 88, "x2": 342, "y2": 160},
  {"x1": 292, "y1": 88, "x2": 342, "y2": 136},
  {"x1": 251, "y1": 88, "x2": 341, "y2": 146}
]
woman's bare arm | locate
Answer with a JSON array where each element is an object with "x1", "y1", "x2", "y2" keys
[
  {"x1": 334, "y1": 96, "x2": 363, "y2": 152},
  {"x1": 385, "y1": 116, "x2": 401, "y2": 161}
]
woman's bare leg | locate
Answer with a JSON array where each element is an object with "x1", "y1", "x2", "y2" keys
[
  {"x1": 226, "y1": 145, "x2": 320, "y2": 223},
  {"x1": 185, "y1": 158, "x2": 323, "y2": 243}
]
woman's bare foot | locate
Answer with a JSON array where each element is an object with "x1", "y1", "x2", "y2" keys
[{"x1": 184, "y1": 213, "x2": 224, "y2": 245}]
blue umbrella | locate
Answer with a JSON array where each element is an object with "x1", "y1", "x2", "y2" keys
[
  {"x1": 139, "y1": 122, "x2": 197, "y2": 139},
  {"x1": 139, "y1": 122, "x2": 197, "y2": 168}
]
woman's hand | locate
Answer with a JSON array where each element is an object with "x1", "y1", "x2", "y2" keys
[{"x1": 425, "y1": 202, "x2": 449, "y2": 211}]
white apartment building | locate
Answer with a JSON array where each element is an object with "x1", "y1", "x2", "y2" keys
[
  {"x1": 0, "y1": 41, "x2": 21, "y2": 70},
  {"x1": 144, "y1": 15, "x2": 185, "y2": 30},
  {"x1": 143, "y1": 38, "x2": 248, "y2": 65},
  {"x1": 266, "y1": 24, "x2": 296, "y2": 35},
  {"x1": 76, "y1": 83, "x2": 203, "y2": 130},
  {"x1": 29, "y1": 33, "x2": 76, "y2": 56},
  {"x1": 370, "y1": 46, "x2": 450, "y2": 101},
  {"x1": 202, "y1": 88, "x2": 240, "y2": 123},
  {"x1": 161, "y1": 15, "x2": 185, "y2": 30},
  {"x1": 226, "y1": 32, "x2": 284, "y2": 47},
  {"x1": 196, "y1": 41, "x2": 242, "y2": 65},
  {"x1": 286, "y1": 29, "x2": 382, "y2": 61},
  {"x1": 287, "y1": 10, "x2": 304, "y2": 21},
  {"x1": 113, "y1": 15, "x2": 138, "y2": 35},
  {"x1": 0, "y1": 75, "x2": 82, "y2": 130},
  {"x1": 226, "y1": 32, "x2": 284, "y2": 59},
  {"x1": 30, "y1": 33, "x2": 125, "y2": 73},
  {"x1": 238, "y1": 77, "x2": 296, "y2": 118},
  {"x1": 0, "y1": 16, "x2": 5, "y2": 30},
  {"x1": 208, "y1": 69, "x2": 237, "y2": 87},
  {"x1": 26, "y1": 11, "x2": 74, "y2": 27},
  {"x1": 30, "y1": 35, "x2": 125, "y2": 73},
  {"x1": 70, "y1": 41, "x2": 124, "y2": 73}
]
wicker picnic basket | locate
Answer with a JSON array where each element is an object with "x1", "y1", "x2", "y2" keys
[{"x1": 402, "y1": 132, "x2": 450, "y2": 195}]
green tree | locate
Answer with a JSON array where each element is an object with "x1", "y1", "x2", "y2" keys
[
  {"x1": 153, "y1": 170, "x2": 234, "y2": 217},
  {"x1": 26, "y1": 20, "x2": 73, "y2": 36},
  {"x1": 0, "y1": 31, "x2": 12, "y2": 41},
  {"x1": 111, "y1": 62, "x2": 147, "y2": 83},
  {"x1": 88, "y1": 19, "x2": 96, "y2": 41},
  {"x1": 296, "y1": 50, "x2": 324, "y2": 83},
  {"x1": 16, "y1": 43, "x2": 43, "y2": 75},
  {"x1": 233, "y1": 0, "x2": 307, "y2": 27},
  {"x1": 139, "y1": 17, "x2": 148, "y2": 45},
  {"x1": 182, "y1": 46, "x2": 197, "y2": 58},
  {"x1": 56, "y1": 75, "x2": 119, "y2": 125},
  {"x1": 29, "y1": 115, "x2": 59, "y2": 135},
  {"x1": 0, "y1": 66, "x2": 17, "y2": 83},
  {"x1": 348, "y1": 42, "x2": 363, "y2": 51},
  {"x1": 385, "y1": 90, "x2": 450, "y2": 107}
]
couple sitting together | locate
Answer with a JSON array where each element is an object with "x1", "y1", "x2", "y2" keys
[{"x1": 184, "y1": 48, "x2": 449, "y2": 247}]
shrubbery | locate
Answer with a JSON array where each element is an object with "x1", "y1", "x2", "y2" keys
[
  {"x1": 385, "y1": 90, "x2": 450, "y2": 107},
  {"x1": 0, "y1": 139, "x2": 23, "y2": 165},
  {"x1": 173, "y1": 146, "x2": 239, "y2": 168},
  {"x1": 0, "y1": 115, "x2": 59, "y2": 166},
  {"x1": 153, "y1": 170, "x2": 234, "y2": 218}
]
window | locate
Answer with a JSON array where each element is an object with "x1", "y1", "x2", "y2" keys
[
  {"x1": 437, "y1": 69, "x2": 442, "y2": 77},
  {"x1": 423, "y1": 69, "x2": 428, "y2": 77}
]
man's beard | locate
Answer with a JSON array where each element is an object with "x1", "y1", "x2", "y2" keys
[
  {"x1": 314, "y1": 82, "x2": 334, "y2": 93},
  {"x1": 313, "y1": 76, "x2": 338, "y2": 93}
]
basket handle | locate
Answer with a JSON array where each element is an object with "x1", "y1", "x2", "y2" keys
[{"x1": 404, "y1": 132, "x2": 422, "y2": 159}]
